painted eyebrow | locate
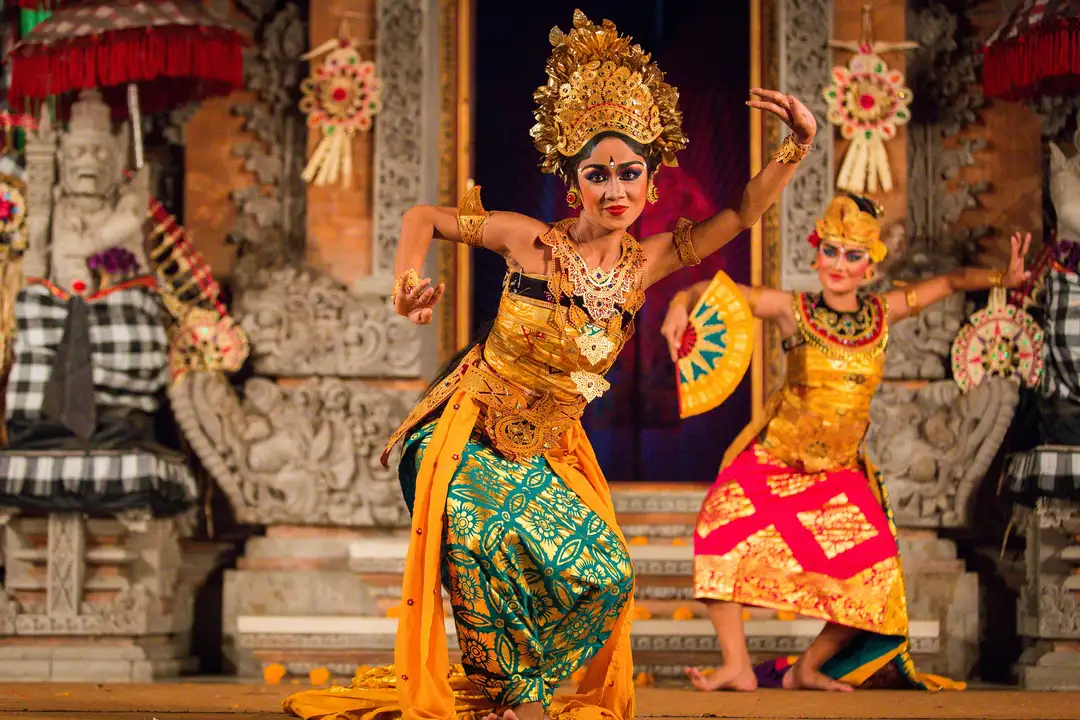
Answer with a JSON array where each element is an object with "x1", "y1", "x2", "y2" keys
[{"x1": 579, "y1": 160, "x2": 646, "y2": 172}]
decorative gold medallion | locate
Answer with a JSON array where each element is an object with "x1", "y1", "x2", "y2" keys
[
  {"x1": 575, "y1": 324, "x2": 615, "y2": 365},
  {"x1": 571, "y1": 370, "x2": 610, "y2": 402}
]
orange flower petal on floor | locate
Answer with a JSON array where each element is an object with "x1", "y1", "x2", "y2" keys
[
  {"x1": 309, "y1": 667, "x2": 332, "y2": 686},
  {"x1": 672, "y1": 607, "x2": 695, "y2": 621},
  {"x1": 777, "y1": 610, "x2": 797, "y2": 621},
  {"x1": 635, "y1": 672, "x2": 654, "y2": 687},
  {"x1": 263, "y1": 663, "x2": 287, "y2": 685},
  {"x1": 632, "y1": 606, "x2": 653, "y2": 620},
  {"x1": 629, "y1": 536, "x2": 648, "y2": 545}
]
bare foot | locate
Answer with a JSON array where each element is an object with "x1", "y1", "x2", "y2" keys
[
  {"x1": 686, "y1": 665, "x2": 758, "y2": 692},
  {"x1": 781, "y1": 664, "x2": 853, "y2": 692}
]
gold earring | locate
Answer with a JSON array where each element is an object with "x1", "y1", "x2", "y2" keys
[
  {"x1": 865, "y1": 267, "x2": 877, "y2": 281},
  {"x1": 647, "y1": 179, "x2": 660, "y2": 204},
  {"x1": 811, "y1": 258, "x2": 819, "y2": 270},
  {"x1": 566, "y1": 187, "x2": 580, "y2": 209}
]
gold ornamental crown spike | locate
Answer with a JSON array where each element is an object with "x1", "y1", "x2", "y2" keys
[{"x1": 530, "y1": 9, "x2": 687, "y2": 182}]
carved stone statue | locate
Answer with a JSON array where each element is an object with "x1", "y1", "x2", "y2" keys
[
  {"x1": 27, "y1": 90, "x2": 149, "y2": 292},
  {"x1": 866, "y1": 378, "x2": 1018, "y2": 528},
  {"x1": 1005, "y1": 123, "x2": 1080, "y2": 691}
]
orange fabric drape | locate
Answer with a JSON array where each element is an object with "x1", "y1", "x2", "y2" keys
[{"x1": 284, "y1": 397, "x2": 637, "y2": 720}]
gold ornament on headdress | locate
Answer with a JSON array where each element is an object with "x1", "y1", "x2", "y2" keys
[
  {"x1": 813, "y1": 195, "x2": 888, "y2": 263},
  {"x1": 530, "y1": 9, "x2": 688, "y2": 182}
]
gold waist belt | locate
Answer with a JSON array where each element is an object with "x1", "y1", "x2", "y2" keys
[{"x1": 382, "y1": 346, "x2": 587, "y2": 465}]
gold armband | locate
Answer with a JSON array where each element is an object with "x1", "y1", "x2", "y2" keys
[
  {"x1": 457, "y1": 185, "x2": 490, "y2": 248},
  {"x1": 905, "y1": 287, "x2": 921, "y2": 316},
  {"x1": 673, "y1": 217, "x2": 701, "y2": 267},
  {"x1": 392, "y1": 268, "x2": 420, "y2": 303},
  {"x1": 772, "y1": 135, "x2": 813, "y2": 165},
  {"x1": 988, "y1": 268, "x2": 1005, "y2": 288}
]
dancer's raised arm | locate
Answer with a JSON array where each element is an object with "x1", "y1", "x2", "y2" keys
[
  {"x1": 641, "y1": 89, "x2": 817, "y2": 287},
  {"x1": 392, "y1": 189, "x2": 548, "y2": 325},
  {"x1": 884, "y1": 231, "x2": 1031, "y2": 324}
]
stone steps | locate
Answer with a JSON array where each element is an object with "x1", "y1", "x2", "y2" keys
[
  {"x1": 225, "y1": 486, "x2": 962, "y2": 682},
  {"x1": 235, "y1": 613, "x2": 941, "y2": 682}
]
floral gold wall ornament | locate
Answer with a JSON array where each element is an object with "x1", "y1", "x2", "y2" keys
[
  {"x1": 824, "y1": 6, "x2": 917, "y2": 195},
  {"x1": 299, "y1": 15, "x2": 383, "y2": 188}
]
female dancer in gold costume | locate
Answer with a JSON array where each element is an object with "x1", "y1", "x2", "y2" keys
[
  {"x1": 662, "y1": 195, "x2": 1030, "y2": 692},
  {"x1": 285, "y1": 10, "x2": 814, "y2": 720}
]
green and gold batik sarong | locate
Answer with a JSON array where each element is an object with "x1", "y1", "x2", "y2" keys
[{"x1": 398, "y1": 423, "x2": 634, "y2": 708}]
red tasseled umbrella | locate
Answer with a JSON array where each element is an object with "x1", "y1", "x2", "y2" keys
[
  {"x1": 983, "y1": 0, "x2": 1080, "y2": 101},
  {"x1": 6, "y1": 0, "x2": 248, "y2": 166}
]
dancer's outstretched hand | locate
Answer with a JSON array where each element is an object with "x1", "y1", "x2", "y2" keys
[
  {"x1": 394, "y1": 274, "x2": 445, "y2": 325},
  {"x1": 748, "y1": 88, "x2": 817, "y2": 145},
  {"x1": 661, "y1": 300, "x2": 689, "y2": 363},
  {"x1": 1001, "y1": 231, "x2": 1032, "y2": 288}
]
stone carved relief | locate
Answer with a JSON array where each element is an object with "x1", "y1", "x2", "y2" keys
[
  {"x1": 865, "y1": 377, "x2": 1019, "y2": 528},
  {"x1": 1028, "y1": 94, "x2": 1080, "y2": 145},
  {"x1": 779, "y1": 0, "x2": 833, "y2": 290},
  {"x1": 0, "y1": 515, "x2": 217, "y2": 635},
  {"x1": 235, "y1": 265, "x2": 421, "y2": 377},
  {"x1": 229, "y1": 2, "x2": 307, "y2": 262},
  {"x1": 168, "y1": 373, "x2": 416, "y2": 527},
  {"x1": 1017, "y1": 503, "x2": 1080, "y2": 640},
  {"x1": 884, "y1": 292, "x2": 965, "y2": 380},
  {"x1": 906, "y1": 2, "x2": 988, "y2": 247},
  {"x1": 224, "y1": 0, "x2": 424, "y2": 377},
  {"x1": 372, "y1": 0, "x2": 425, "y2": 280}
]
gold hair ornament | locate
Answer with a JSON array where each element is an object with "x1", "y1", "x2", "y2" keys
[
  {"x1": 812, "y1": 195, "x2": 888, "y2": 264},
  {"x1": 531, "y1": 10, "x2": 688, "y2": 183}
]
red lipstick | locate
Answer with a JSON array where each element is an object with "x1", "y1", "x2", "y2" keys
[{"x1": 605, "y1": 205, "x2": 628, "y2": 216}]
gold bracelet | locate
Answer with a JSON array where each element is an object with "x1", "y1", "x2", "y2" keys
[
  {"x1": 457, "y1": 185, "x2": 490, "y2": 248},
  {"x1": 772, "y1": 135, "x2": 813, "y2": 165},
  {"x1": 988, "y1": 268, "x2": 1005, "y2": 288},
  {"x1": 673, "y1": 217, "x2": 701, "y2": 267},
  {"x1": 391, "y1": 268, "x2": 420, "y2": 303},
  {"x1": 747, "y1": 285, "x2": 762, "y2": 314},
  {"x1": 905, "y1": 287, "x2": 921, "y2": 316}
]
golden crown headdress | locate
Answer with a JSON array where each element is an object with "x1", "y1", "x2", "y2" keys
[
  {"x1": 809, "y1": 195, "x2": 888, "y2": 263},
  {"x1": 531, "y1": 10, "x2": 688, "y2": 182}
]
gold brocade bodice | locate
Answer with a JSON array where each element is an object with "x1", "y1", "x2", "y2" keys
[
  {"x1": 382, "y1": 219, "x2": 646, "y2": 464},
  {"x1": 760, "y1": 292, "x2": 889, "y2": 472}
]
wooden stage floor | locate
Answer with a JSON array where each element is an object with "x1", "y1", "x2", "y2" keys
[{"x1": 1, "y1": 684, "x2": 1079, "y2": 720}]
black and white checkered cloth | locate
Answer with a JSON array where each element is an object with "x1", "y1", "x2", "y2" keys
[
  {"x1": 0, "y1": 448, "x2": 197, "y2": 516},
  {"x1": 1043, "y1": 269, "x2": 1080, "y2": 405},
  {"x1": 1006, "y1": 445, "x2": 1080, "y2": 505},
  {"x1": 6, "y1": 283, "x2": 169, "y2": 425}
]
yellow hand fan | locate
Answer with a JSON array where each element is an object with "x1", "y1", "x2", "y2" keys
[{"x1": 676, "y1": 270, "x2": 756, "y2": 419}]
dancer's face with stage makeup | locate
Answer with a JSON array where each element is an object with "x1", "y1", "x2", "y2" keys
[
  {"x1": 816, "y1": 240, "x2": 874, "y2": 295},
  {"x1": 574, "y1": 136, "x2": 648, "y2": 232}
]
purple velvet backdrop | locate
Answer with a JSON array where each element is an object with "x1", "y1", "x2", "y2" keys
[{"x1": 473, "y1": 1, "x2": 751, "y2": 483}]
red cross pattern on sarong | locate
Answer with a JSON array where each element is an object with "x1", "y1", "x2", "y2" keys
[{"x1": 696, "y1": 453, "x2": 899, "y2": 580}]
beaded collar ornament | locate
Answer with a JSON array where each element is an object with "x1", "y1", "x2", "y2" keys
[{"x1": 530, "y1": 10, "x2": 688, "y2": 182}]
